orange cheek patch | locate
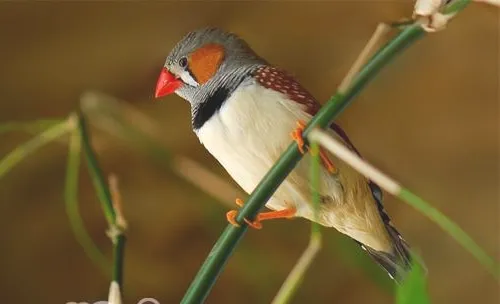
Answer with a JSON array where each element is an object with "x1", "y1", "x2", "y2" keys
[{"x1": 188, "y1": 43, "x2": 225, "y2": 84}]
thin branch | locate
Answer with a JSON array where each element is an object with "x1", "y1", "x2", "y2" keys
[
  {"x1": 271, "y1": 142, "x2": 323, "y2": 304},
  {"x1": 80, "y1": 92, "x2": 245, "y2": 208},
  {"x1": 107, "y1": 174, "x2": 127, "y2": 304},
  {"x1": 0, "y1": 119, "x2": 63, "y2": 134},
  {"x1": 308, "y1": 128, "x2": 500, "y2": 279},
  {"x1": 0, "y1": 117, "x2": 74, "y2": 179},
  {"x1": 77, "y1": 111, "x2": 116, "y2": 225},
  {"x1": 76, "y1": 111, "x2": 127, "y2": 301},
  {"x1": 271, "y1": 235, "x2": 322, "y2": 304},
  {"x1": 64, "y1": 115, "x2": 110, "y2": 274},
  {"x1": 109, "y1": 174, "x2": 128, "y2": 231},
  {"x1": 338, "y1": 23, "x2": 390, "y2": 93},
  {"x1": 172, "y1": 156, "x2": 246, "y2": 207}
]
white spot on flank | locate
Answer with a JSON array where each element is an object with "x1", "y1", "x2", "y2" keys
[
  {"x1": 261, "y1": 73, "x2": 267, "y2": 77},
  {"x1": 297, "y1": 94, "x2": 305, "y2": 98},
  {"x1": 266, "y1": 82, "x2": 271, "y2": 85}
]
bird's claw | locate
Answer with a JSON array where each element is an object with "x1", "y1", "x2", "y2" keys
[
  {"x1": 235, "y1": 198, "x2": 244, "y2": 207},
  {"x1": 291, "y1": 120, "x2": 337, "y2": 174},
  {"x1": 227, "y1": 198, "x2": 263, "y2": 229},
  {"x1": 226, "y1": 210, "x2": 240, "y2": 227},
  {"x1": 243, "y1": 218, "x2": 263, "y2": 229},
  {"x1": 226, "y1": 209, "x2": 263, "y2": 229},
  {"x1": 291, "y1": 120, "x2": 307, "y2": 154},
  {"x1": 319, "y1": 148, "x2": 337, "y2": 174},
  {"x1": 226, "y1": 198, "x2": 295, "y2": 230}
]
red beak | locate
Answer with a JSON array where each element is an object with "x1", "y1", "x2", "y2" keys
[{"x1": 155, "y1": 68, "x2": 183, "y2": 98}]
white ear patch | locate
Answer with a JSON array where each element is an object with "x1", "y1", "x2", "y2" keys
[{"x1": 179, "y1": 70, "x2": 199, "y2": 87}]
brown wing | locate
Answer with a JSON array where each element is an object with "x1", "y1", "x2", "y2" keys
[
  {"x1": 252, "y1": 65, "x2": 360, "y2": 154},
  {"x1": 253, "y1": 66, "x2": 320, "y2": 115}
]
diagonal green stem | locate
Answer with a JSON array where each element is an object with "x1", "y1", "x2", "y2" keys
[
  {"x1": 77, "y1": 112, "x2": 116, "y2": 226},
  {"x1": 399, "y1": 189, "x2": 500, "y2": 278},
  {"x1": 0, "y1": 118, "x2": 73, "y2": 179},
  {"x1": 64, "y1": 120, "x2": 110, "y2": 274}
]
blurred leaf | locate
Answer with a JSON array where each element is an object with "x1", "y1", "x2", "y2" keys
[
  {"x1": 396, "y1": 261, "x2": 430, "y2": 304},
  {"x1": 0, "y1": 119, "x2": 63, "y2": 134},
  {"x1": 400, "y1": 189, "x2": 500, "y2": 279},
  {"x1": 0, "y1": 118, "x2": 73, "y2": 179},
  {"x1": 65, "y1": 123, "x2": 110, "y2": 275}
]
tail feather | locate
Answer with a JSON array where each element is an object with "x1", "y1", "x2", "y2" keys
[
  {"x1": 363, "y1": 224, "x2": 413, "y2": 283},
  {"x1": 363, "y1": 181, "x2": 427, "y2": 283}
]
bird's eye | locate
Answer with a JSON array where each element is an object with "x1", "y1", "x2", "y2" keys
[{"x1": 179, "y1": 56, "x2": 188, "y2": 68}]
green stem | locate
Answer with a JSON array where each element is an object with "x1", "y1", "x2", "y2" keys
[
  {"x1": 443, "y1": 0, "x2": 470, "y2": 14},
  {"x1": 113, "y1": 234, "x2": 126, "y2": 287},
  {"x1": 76, "y1": 111, "x2": 126, "y2": 287},
  {"x1": 399, "y1": 189, "x2": 500, "y2": 278},
  {"x1": 181, "y1": 24, "x2": 426, "y2": 304},
  {"x1": 310, "y1": 142, "x2": 321, "y2": 238},
  {"x1": 64, "y1": 121, "x2": 110, "y2": 274},
  {"x1": 0, "y1": 119, "x2": 73, "y2": 179},
  {"x1": 271, "y1": 142, "x2": 323, "y2": 304},
  {"x1": 77, "y1": 112, "x2": 116, "y2": 226}
]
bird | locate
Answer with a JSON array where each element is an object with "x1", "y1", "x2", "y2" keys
[{"x1": 154, "y1": 27, "x2": 414, "y2": 282}]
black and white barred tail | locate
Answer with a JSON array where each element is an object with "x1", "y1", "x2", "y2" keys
[{"x1": 361, "y1": 181, "x2": 425, "y2": 283}]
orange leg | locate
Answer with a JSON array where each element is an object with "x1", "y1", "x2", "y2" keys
[
  {"x1": 244, "y1": 207, "x2": 296, "y2": 229},
  {"x1": 319, "y1": 148, "x2": 337, "y2": 174},
  {"x1": 226, "y1": 198, "x2": 296, "y2": 229},
  {"x1": 291, "y1": 120, "x2": 337, "y2": 174}
]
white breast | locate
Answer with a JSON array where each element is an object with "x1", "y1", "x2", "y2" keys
[
  {"x1": 195, "y1": 80, "x2": 334, "y2": 215},
  {"x1": 195, "y1": 80, "x2": 391, "y2": 251}
]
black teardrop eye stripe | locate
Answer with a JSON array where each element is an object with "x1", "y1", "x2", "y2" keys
[
  {"x1": 191, "y1": 72, "x2": 251, "y2": 130},
  {"x1": 192, "y1": 86, "x2": 229, "y2": 130}
]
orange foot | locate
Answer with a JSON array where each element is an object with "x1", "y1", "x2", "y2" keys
[
  {"x1": 226, "y1": 198, "x2": 296, "y2": 229},
  {"x1": 319, "y1": 148, "x2": 336, "y2": 174},
  {"x1": 291, "y1": 120, "x2": 307, "y2": 154},
  {"x1": 290, "y1": 120, "x2": 337, "y2": 174}
]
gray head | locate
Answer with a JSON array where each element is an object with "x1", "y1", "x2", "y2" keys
[{"x1": 155, "y1": 27, "x2": 266, "y2": 107}]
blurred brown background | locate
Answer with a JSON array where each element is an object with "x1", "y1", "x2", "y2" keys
[{"x1": 0, "y1": 2, "x2": 498, "y2": 304}]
